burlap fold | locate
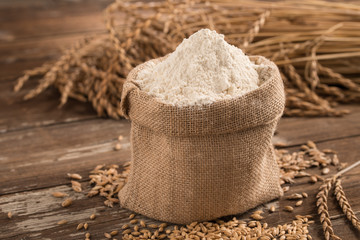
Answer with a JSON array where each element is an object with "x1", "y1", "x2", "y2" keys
[{"x1": 119, "y1": 56, "x2": 285, "y2": 224}]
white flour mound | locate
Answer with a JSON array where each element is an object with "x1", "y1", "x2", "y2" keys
[{"x1": 135, "y1": 29, "x2": 264, "y2": 107}]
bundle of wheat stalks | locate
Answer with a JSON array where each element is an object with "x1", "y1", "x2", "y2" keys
[{"x1": 14, "y1": 0, "x2": 360, "y2": 118}]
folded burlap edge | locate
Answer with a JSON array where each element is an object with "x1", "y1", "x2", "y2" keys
[{"x1": 120, "y1": 55, "x2": 285, "y2": 136}]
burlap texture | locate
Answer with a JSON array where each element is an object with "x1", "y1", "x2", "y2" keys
[{"x1": 119, "y1": 56, "x2": 285, "y2": 224}]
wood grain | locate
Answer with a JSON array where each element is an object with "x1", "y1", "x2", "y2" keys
[
  {"x1": 275, "y1": 105, "x2": 360, "y2": 146},
  {"x1": 0, "y1": 0, "x2": 359, "y2": 239},
  {"x1": 0, "y1": 118, "x2": 131, "y2": 195},
  {"x1": 0, "y1": 0, "x2": 112, "y2": 41},
  {"x1": 0, "y1": 80, "x2": 97, "y2": 133}
]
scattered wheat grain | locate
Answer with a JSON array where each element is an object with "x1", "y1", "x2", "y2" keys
[
  {"x1": 322, "y1": 167, "x2": 330, "y2": 175},
  {"x1": 250, "y1": 213, "x2": 264, "y2": 220},
  {"x1": 309, "y1": 175, "x2": 318, "y2": 183},
  {"x1": 284, "y1": 206, "x2": 294, "y2": 212},
  {"x1": 269, "y1": 205, "x2": 276, "y2": 213},
  {"x1": 77, "y1": 222, "x2": 84, "y2": 230},
  {"x1": 286, "y1": 193, "x2": 303, "y2": 200},
  {"x1": 61, "y1": 198, "x2": 72, "y2": 207},
  {"x1": 52, "y1": 192, "x2": 69, "y2": 198},
  {"x1": 58, "y1": 219, "x2": 68, "y2": 225},
  {"x1": 67, "y1": 173, "x2": 82, "y2": 180},
  {"x1": 130, "y1": 219, "x2": 138, "y2": 224},
  {"x1": 114, "y1": 143, "x2": 122, "y2": 151}
]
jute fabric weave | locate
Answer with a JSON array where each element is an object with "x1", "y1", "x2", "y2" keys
[{"x1": 119, "y1": 56, "x2": 285, "y2": 224}]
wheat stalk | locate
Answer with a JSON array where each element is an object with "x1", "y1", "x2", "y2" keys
[
  {"x1": 13, "y1": 0, "x2": 360, "y2": 118},
  {"x1": 316, "y1": 160, "x2": 360, "y2": 240},
  {"x1": 334, "y1": 178, "x2": 360, "y2": 232}
]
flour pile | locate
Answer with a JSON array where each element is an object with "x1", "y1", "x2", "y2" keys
[{"x1": 135, "y1": 29, "x2": 264, "y2": 107}]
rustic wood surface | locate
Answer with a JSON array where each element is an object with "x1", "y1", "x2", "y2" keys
[{"x1": 0, "y1": 1, "x2": 359, "y2": 239}]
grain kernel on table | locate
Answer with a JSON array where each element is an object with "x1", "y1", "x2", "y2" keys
[
  {"x1": 309, "y1": 175, "x2": 318, "y2": 183},
  {"x1": 269, "y1": 205, "x2": 276, "y2": 213},
  {"x1": 250, "y1": 213, "x2": 264, "y2": 220},
  {"x1": 322, "y1": 167, "x2": 330, "y2": 175},
  {"x1": 89, "y1": 214, "x2": 96, "y2": 220},
  {"x1": 130, "y1": 219, "x2": 138, "y2": 224},
  {"x1": 114, "y1": 143, "x2": 122, "y2": 150},
  {"x1": 140, "y1": 220, "x2": 146, "y2": 227},
  {"x1": 52, "y1": 192, "x2": 68, "y2": 198},
  {"x1": 286, "y1": 193, "x2": 303, "y2": 200},
  {"x1": 76, "y1": 222, "x2": 84, "y2": 230},
  {"x1": 284, "y1": 206, "x2": 294, "y2": 212},
  {"x1": 57, "y1": 219, "x2": 68, "y2": 225},
  {"x1": 61, "y1": 198, "x2": 72, "y2": 207},
  {"x1": 67, "y1": 173, "x2": 82, "y2": 180},
  {"x1": 295, "y1": 200, "x2": 303, "y2": 207}
]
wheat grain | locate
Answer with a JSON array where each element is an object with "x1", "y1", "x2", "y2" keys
[
  {"x1": 309, "y1": 175, "x2": 318, "y2": 183},
  {"x1": 76, "y1": 223, "x2": 84, "y2": 230},
  {"x1": 61, "y1": 198, "x2": 72, "y2": 207},
  {"x1": 52, "y1": 192, "x2": 69, "y2": 198},
  {"x1": 295, "y1": 200, "x2": 303, "y2": 207},
  {"x1": 322, "y1": 167, "x2": 330, "y2": 175},
  {"x1": 7, "y1": 212, "x2": 12, "y2": 219},
  {"x1": 122, "y1": 224, "x2": 129, "y2": 230},
  {"x1": 71, "y1": 180, "x2": 82, "y2": 192},
  {"x1": 286, "y1": 193, "x2": 303, "y2": 200},
  {"x1": 250, "y1": 213, "x2": 264, "y2": 220},
  {"x1": 57, "y1": 219, "x2": 68, "y2": 225},
  {"x1": 67, "y1": 173, "x2": 82, "y2": 180},
  {"x1": 269, "y1": 205, "x2": 276, "y2": 213},
  {"x1": 284, "y1": 206, "x2": 294, "y2": 212},
  {"x1": 130, "y1": 219, "x2": 138, "y2": 224},
  {"x1": 114, "y1": 143, "x2": 122, "y2": 151}
]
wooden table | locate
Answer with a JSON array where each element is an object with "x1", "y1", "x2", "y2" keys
[{"x1": 0, "y1": 1, "x2": 359, "y2": 239}]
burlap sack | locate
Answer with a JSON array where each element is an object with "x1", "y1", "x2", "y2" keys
[{"x1": 119, "y1": 55, "x2": 285, "y2": 224}]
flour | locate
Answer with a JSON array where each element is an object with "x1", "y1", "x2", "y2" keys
[{"x1": 135, "y1": 29, "x2": 264, "y2": 107}]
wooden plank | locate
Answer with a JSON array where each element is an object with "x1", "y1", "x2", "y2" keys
[
  {"x1": 0, "y1": 32, "x2": 107, "y2": 81},
  {"x1": 0, "y1": 0, "x2": 112, "y2": 40},
  {"x1": 275, "y1": 104, "x2": 360, "y2": 146},
  {"x1": 0, "y1": 118, "x2": 131, "y2": 195},
  {"x1": 0, "y1": 80, "x2": 97, "y2": 133},
  {"x1": 0, "y1": 140, "x2": 359, "y2": 239}
]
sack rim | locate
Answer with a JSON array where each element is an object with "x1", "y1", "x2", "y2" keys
[{"x1": 120, "y1": 55, "x2": 285, "y2": 136}]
